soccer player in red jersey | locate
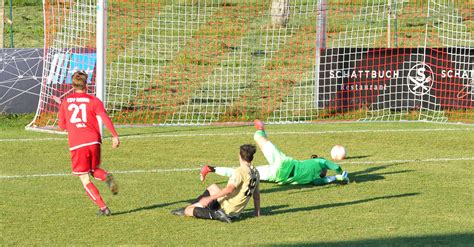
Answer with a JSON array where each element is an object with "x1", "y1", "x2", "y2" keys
[{"x1": 58, "y1": 71, "x2": 120, "y2": 216}]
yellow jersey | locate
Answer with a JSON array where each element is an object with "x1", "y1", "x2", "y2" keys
[{"x1": 218, "y1": 165, "x2": 259, "y2": 217}]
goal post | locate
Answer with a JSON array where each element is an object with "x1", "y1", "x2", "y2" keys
[
  {"x1": 28, "y1": 0, "x2": 474, "y2": 131},
  {"x1": 96, "y1": 0, "x2": 106, "y2": 134}
]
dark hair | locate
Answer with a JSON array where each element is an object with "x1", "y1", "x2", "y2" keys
[
  {"x1": 72, "y1": 71, "x2": 88, "y2": 90},
  {"x1": 240, "y1": 144, "x2": 257, "y2": 162},
  {"x1": 311, "y1": 154, "x2": 319, "y2": 159}
]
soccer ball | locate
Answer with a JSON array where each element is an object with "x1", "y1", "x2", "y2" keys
[{"x1": 330, "y1": 145, "x2": 346, "y2": 161}]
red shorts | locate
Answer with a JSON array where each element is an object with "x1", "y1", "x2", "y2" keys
[{"x1": 70, "y1": 144, "x2": 101, "y2": 175}]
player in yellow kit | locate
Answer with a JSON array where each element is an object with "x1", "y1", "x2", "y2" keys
[{"x1": 171, "y1": 144, "x2": 260, "y2": 223}]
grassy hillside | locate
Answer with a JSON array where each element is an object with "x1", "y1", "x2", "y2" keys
[
  {"x1": 3, "y1": 0, "x2": 43, "y2": 48},
  {"x1": 12, "y1": 1, "x2": 474, "y2": 127}
]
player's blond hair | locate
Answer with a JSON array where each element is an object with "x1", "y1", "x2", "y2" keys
[{"x1": 72, "y1": 71, "x2": 88, "y2": 90}]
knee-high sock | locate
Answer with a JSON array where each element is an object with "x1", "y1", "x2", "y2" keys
[
  {"x1": 256, "y1": 165, "x2": 271, "y2": 181},
  {"x1": 193, "y1": 207, "x2": 221, "y2": 220},
  {"x1": 254, "y1": 130, "x2": 267, "y2": 140},
  {"x1": 216, "y1": 166, "x2": 271, "y2": 181},
  {"x1": 92, "y1": 168, "x2": 107, "y2": 181},
  {"x1": 215, "y1": 167, "x2": 235, "y2": 177},
  {"x1": 84, "y1": 182, "x2": 107, "y2": 209}
]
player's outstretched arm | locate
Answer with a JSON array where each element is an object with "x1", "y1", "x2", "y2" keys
[{"x1": 253, "y1": 183, "x2": 261, "y2": 217}]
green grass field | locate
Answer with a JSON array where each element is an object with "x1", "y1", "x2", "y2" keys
[{"x1": 1, "y1": 116, "x2": 474, "y2": 245}]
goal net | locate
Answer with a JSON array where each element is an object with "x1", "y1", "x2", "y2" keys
[{"x1": 29, "y1": 0, "x2": 473, "y2": 130}]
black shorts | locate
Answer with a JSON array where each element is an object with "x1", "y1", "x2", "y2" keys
[{"x1": 207, "y1": 200, "x2": 220, "y2": 211}]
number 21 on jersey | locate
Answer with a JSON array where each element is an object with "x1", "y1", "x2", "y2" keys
[{"x1": 68, "y1": 103, "x2": 87, "y2": 128}]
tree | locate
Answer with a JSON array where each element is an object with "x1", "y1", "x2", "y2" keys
[{"x1": 271, "y1": 0, "x2": 289, "y2": 28}]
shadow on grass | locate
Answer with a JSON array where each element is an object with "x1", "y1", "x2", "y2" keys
[
  {"x1": 234, "y1": 205, "x2": 291, "y2": 221},
  {"x1": 260, "y1": 183, "x2": 318, "y2": 194},
  {"x1": 113, "y1": 199, "x2": 193, "y2": 216},
  {"x1": 343, "y1": 155, "x2": 372, "y2": 160},
  {"x1": 236, "y1": 193, "x2": 419, "y2": 221},
  {"x1": 264, "y1": 193, "x2": 419, "y2": 216},
  {"x1": 350, "y1": 162, "x2": 414, "y2": 184},
  {"x1": 266, "y1": 233, "x2": 474, "y2": 246}
]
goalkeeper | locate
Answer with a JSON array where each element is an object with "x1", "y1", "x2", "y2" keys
[{"x1": 200, "y1": 120, "x2": 350, "y2": 185}]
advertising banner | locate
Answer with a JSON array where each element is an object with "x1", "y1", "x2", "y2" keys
[
  {"x1": 318, "y1": 48, "x2": 474, "y2": 112},
  {"x1": 0, "y1": 49, "x2": 43, "y2": 113}
]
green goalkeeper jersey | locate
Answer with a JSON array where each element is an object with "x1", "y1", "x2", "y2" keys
[{"x1": 275, "y1": 158, "x2": 336, "y2": 184}]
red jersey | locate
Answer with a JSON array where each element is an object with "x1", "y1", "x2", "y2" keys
[{"x1": 58, "y1": 92, "x2": 118, "y2": 150}]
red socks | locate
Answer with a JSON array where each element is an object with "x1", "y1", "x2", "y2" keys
[
  {"x1": 92, "y1": 168, "x2": 107, "y2": 181},
  {"x1": 84, "y1": 182, "x2": 107, "y2": 209}
]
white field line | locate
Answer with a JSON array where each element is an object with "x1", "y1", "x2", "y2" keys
[
  {"x1": 1, "y1": 157, "x2": 474, "y2": 180},
  {"x1": 0, "y1": 168, "x2": 199, "y2": 179},
  {"x1": 339, "y1": 157, "x2": 474, "y2": 165},
  {"x1": 1, "y1": 127, "x2": 474, "y2": 142}
]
